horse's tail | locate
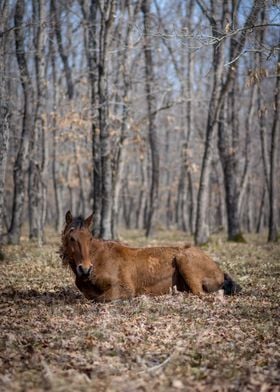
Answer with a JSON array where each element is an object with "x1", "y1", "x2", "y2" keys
[{"x1": 222, "y1": 273, "x2": 242, "y2": 295}]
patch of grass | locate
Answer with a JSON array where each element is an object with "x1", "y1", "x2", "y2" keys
[
  {"x1": 0, "y1": 229, "x2": 279, "y2": 391},
  {"x1": 229, "y1": 232, "x2": 247, "y2": 243}
]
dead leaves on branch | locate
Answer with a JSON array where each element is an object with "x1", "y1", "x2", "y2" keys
[{"x1": 246, "y1": 67, "x2": 268, "y2": 86}]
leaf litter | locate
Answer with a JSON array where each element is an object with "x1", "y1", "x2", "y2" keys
[{"x1": 0, "y1": 231, "x2": 279, "y2": 391}]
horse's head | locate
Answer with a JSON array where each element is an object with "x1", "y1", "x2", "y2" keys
[{"x1": 61, "y1": 211, "x2": 94, "y2": 278}]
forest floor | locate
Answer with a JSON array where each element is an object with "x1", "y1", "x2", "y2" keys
[{"x1": 0, "y1": 229, "x2": 279, "y2": 392}]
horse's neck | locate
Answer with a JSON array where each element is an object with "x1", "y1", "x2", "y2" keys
[{"x1": 90, "y1": 238, "x2": 105, "y2": 252}]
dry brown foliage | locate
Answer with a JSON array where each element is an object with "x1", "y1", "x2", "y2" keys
[{"x1": 0, "y1": 230, "x2": 279, "y2": 391}]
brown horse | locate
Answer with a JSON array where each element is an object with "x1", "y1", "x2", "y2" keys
[{"x1": 59, "y1": 211, "x2": 241, "y2": 302}]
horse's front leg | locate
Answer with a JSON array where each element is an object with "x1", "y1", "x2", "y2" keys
[
  {"x1": 96, "y1": 285, "x2": 133, "y2": 303},
  {"x1": 75, "y1": 277, "x2": 102, "y2": 300}
]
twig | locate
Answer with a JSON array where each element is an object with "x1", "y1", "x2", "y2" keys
[{"x1": 139, "y1": 352, "x2": 175, "y2": 374}]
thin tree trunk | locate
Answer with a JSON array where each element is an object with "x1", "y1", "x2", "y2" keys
[
  {"x1": 142, "y1": 0, "x2": 159, "y2": 237},
  {"x1": 74, "y1": 141, "x2": 86, "y2": 217},
  {"x1": 51, "y1": 0, "x2": 74, "y2": 100},
  {"x1": 0, "y1": 107, "x2": 9, "y2": 244},
  {"x1": 258, "y1": 9, "x2": 270, "y2": 194},
  {"x1": 135, "y1": 161, "x2": 146, "y2": 229},
  {"x1": 8, "y1": 0, "x2": 34, "y2": 244},
  {"x1": 268, "y1": 54, "x2": 279, "y2": 242},
  {"x1": 256, "y1": 187, "x2": 266, "y2": 233},
  {"x1": 218, "y1": 86, "x2": 244, "y2": 241},
  {"x1": 0, "y1": 0, "x2": 10, "y2": 244},
  {"x1": 247, "y1": 182, "x2": 254, "y2": 233},
  {"x1": 81, "y1": 0, "x2": 102, "y2": 236},
  {"x1": 238, "y1": 84, "x2": 257, "y2": 216},
  {"x1": 195, "y1": 0, "x2": 262, "y2": 244},
  {"x1": 97, "y1": 0, "x2": 116, "y2": 239},
  {"x1": 28, "y1": 0, "x2": 47, "y2": 245},
  {"x1": 50, "y1": 23, "x2": 63, "y2": 231},
  {"x1": 187, "y1": 171, "x2": 195, "y2": 233},
  {"x1": 111, "y1": 0, "x2": 141, "y2": 238},
  {"x1": 195, "y1": 1, "x2": 225, "y2": 245}
]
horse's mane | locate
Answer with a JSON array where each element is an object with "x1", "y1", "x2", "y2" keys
[{"x1": 67, "y1": 216, "x2": 85, "y2": 231}]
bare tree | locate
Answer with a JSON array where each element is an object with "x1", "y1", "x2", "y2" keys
[
  {"x1": 111, "y1": 0, "x2": 141, "y2": 238},
  {"x1": 80, "y1": 0, "x2": 102, "y2": 236},
  {"x1": 0, "y1": 1, "x2": 10, "y2": 244},
  {"x1": 0, "y1": 107, "x2": 9, "y2": 244},
  {"x1": 8, "y1": 0, "x2": 34, "y2": 244},
  {"x1": 268, "y1": 54, "x2": 279, "y2": 242},
  {"x1": 98, "y1": 0, "x2": 116, "y2": 239},
  {"x1": 142, "y1": 0, "x2": 159, "y2": 237},
  {"x1": 50, "y1": 0, "x2": 74, "y2": 100},
  {"x1": 28, "y1": 0, "x2": 48, "y2": 244},
  {"x1": 195, "y1": 0, "x2": 264, "y2": 244}
]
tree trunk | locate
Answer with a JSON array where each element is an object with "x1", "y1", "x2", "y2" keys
[
  {"x1": 142, "y1": 0, "x2": 159, "y2": 237},
  {"x1": 195, "y1": 0, "x2": 262, "y2": 244},
  {"x1": 135, "y1": 160, "x2": 146, "y2": 229},
  {"x1": 257, "y1": 9, "x2": 270, "y2": 195},
  {"x1": 195, "y1": 1, "x2": 225, "y2": 245},
  {"x1": 8, "y1": 0, "x2": 34, "y2": 244},
  {"x1": 51, "y1": 0, "x2": 74, "y2": 100},
  {"x1": 98, "y1": 0, "x2": 116, "y2": 239},
  {"x1": 74, "y1": 141, "x2": 86, "y2": 218},
  {"x1": 0, "y1": 107, "x2": 9, "y2": 244},
  {"x1": 195, "y1": 49, "x2": 224, "y2": 243},
  {"x1": 218, "y1": 87, "x2": 244, "y2": 241},
  {"x1": 111, "y1": 0, "x2": 141, "y2": 238},
  {"x1": 81, "y1": 0, "x2": 102, "y2": 236},
  {"x1": 238, "y1": 84, "x2": 257, "y2": 217},
  {"x1": 50, "y1": 25, "x2": 63, "y2": 231},
  {"x1": 0, "y1": 1, "x2": 10, "y2": 244},
  {"x1": 268, "y1": 54, "x2": 279, "y2": 242},
  {"x1": 28, "y1": 0, "x2": 47, "y2": 245},
  {"x1": 256, "y1": 187, "x2": 266, "y2": 233}
]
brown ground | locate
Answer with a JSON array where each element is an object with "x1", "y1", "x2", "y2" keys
[{"x1": 0, "y1": 229, "x2": 279, "y2": 392}]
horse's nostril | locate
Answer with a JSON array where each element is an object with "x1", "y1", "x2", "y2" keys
[{"x1": 77, "y1": 264, "x2": 92, "y2": 277}]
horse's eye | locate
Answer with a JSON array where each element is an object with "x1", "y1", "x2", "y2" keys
[{"x1": 70, "y1": 237, "x2": 75, "y2": 242}]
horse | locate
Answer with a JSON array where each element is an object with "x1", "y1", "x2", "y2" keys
[{"x1": 59, "y1": 211, "x2": 241, "y2": 302}]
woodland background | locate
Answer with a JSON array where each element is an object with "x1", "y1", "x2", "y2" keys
[
  {"x1": 0, "y1": 2, "x2": 279, "y2": 391},
  {"x1": 0, "y1": 0, "x2": 279, "y2": 245}
]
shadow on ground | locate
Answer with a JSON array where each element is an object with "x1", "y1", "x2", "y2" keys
[{"x1": 0, "y1": 286, "x2": 83, "y2": 305}]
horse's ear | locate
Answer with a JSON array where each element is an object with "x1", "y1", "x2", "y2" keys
[
  {"x1": 84, "y1": 213, "x2": 93, "y2": 229},
  {"x1": 65, "y1": 210, "x2": 73, "y2": 225}
]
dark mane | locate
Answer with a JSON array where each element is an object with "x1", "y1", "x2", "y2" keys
[{"x1": 68, "y1": 216, "x2": 85, "y2": 230}]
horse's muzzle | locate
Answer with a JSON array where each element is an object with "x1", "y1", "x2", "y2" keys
[{"x1": 77, "y1": 264, "x2": 92, "y2": 278}]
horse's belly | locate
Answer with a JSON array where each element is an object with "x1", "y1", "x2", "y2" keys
[{"x1": 137, "y1": 276, "x2": 173, "y2": 296}]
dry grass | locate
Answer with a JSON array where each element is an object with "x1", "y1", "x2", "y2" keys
[{"x1": 0, "y1": 230, "x2": 279, "y2": 391}]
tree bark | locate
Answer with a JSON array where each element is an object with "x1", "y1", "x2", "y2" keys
[
  {"x1": 142, "y1": 0, "x2": 159, "y2": 237},
  {"x1": 98, "y1": 0, "x2": 116, "y2": 239},
  {"x1": 81, "y1": 0, "x2": 102, "y2": 236},
  {"x1": 268, "y1": 54, "x2": 279, "y2": 242},
  {"x1": 0, "y1": 0, "x2": 10, "y2": 244},
  {"x1": 111, "y1": 0, "x2": 141, "y2": 238},
  {"x1": 51, "y1": 0, "x2": 74, "y2": 100},
  {"x1": 238, "y1": 84, "x2": 257, "y2": 217},
  {"x1": 0, "y1": 107, "x2": 9, "y2": 244},
  {"x1": 50, "y1": 22, "x2": 63, "y2": 231},
  {"x1": 218, "y1": 93, "x2": 243, "y2": 241},
  {"x1": 195, "y1": 0, "x2": 263, "y2": 244},
  {"x1": 256, "y1": 187, "x2": 266, "y2": 233},
  {"x1": 29, "y1": 0, "x2": 47, "y2": 245},
  {"x1": 8, "y1": 0, "x2": 34, "y2": 244}
]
